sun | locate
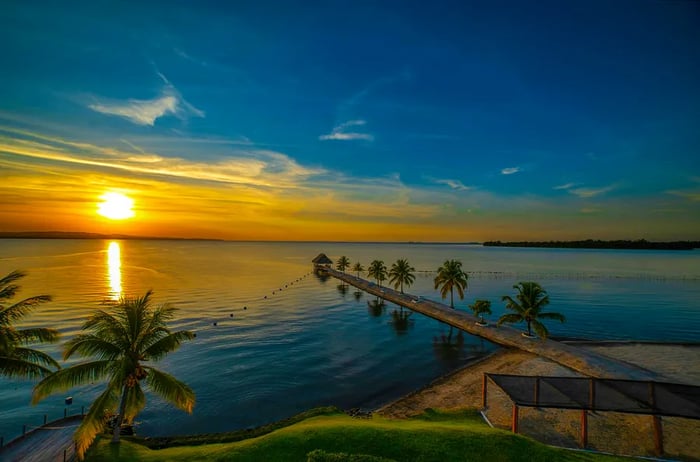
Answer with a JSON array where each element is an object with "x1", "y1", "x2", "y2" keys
[{"x1": 97, "y1": 192, "x2": 135, "y2": 220}]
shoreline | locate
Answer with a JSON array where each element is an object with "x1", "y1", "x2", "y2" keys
[{"x1": 376, "y1": 342, "x2": 700, "y2": 460}]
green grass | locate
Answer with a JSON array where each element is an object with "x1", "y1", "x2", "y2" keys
[{"x1": 86, "y1": 408, "x2": 628, "y2": 462}]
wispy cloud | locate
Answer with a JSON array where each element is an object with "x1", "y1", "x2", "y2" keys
[
  {"x1": 501, "y1": 166, "x2": 520, "y2": 175},
  {"x1": 666, "y1": 189, "x2": 700, "y2": 202},
  {"x1": 319, "y1": 119, "x2": 374, "y2": 141},
  {"x1": 434, "y1": 178, "x2": 471, "y2": 191},
  {"x1": 553, "y1": 182, "x2": 577, "y2": 190},
  {"x1": 568, "y1": 185, "x2": 615, "y2": 198},
  {"x1": 87, "y1": 73, "x2": 204, "y2": 126}
]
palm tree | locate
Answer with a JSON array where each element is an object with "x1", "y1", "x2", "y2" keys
[
  {"x1": 388, "y1": 259, "x2": 415, "y2": 294},
  {"x1": 352, "y1": 262, "x2": 364, "y2": 278},
  {"x1": 434, "y1": 260, "x2": 468, "y2": 308},
  {"x1": 336, "y1": 256, "x2": 351, "y2": 273},
  {"x1": 469, "y1": 299, "x2": 492, "y2": 326},
  {"x1": 367, "y1": 260, "x2": 388, "y2": 288},
  {"x1": 0, "y1": 270, "x2": 60, "y2": 379},
  {"x1": 497, "y1": 282, "x2": 565, "y2": 339},
  {"x1": 32, "y1": 291, "x2": 195, "y2": 459}
]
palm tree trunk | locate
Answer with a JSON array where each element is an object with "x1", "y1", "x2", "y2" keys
[
  {"x1": 527, "y1": 320, "x2": 532, "y2": 336},
  {"x1": 450, "y1": 288, "x2": 454, "y2": 308},
  {"x1": 112, "y1": 385, "x2": 129, "y2": 443}
]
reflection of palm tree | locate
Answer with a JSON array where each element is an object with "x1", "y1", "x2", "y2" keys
[
  {"x1": 0, "y1": 271, "x2": 60, "y2": 379},
  {"x1": 367, "y1": 299, "x2": 385, "y2": 317},
  {"x1": 497, "y1": 282, "x2": 565, "y2": 339},
  {"x1": 434, "y1": 260, "x2": 468, "y2": 308},
  {"x1": 388, "y1": 259, "x2": 415, "y2": 294},
  {"x1": 432, "y1": 329, "x2": 465, "y2": 362},
  {"x1": 336, "y1": 256, "x2": 351, "y2": 273},
  {"x1": 368, "y1": 260, "x2": 388, "y2": 288},
  {"x1": 315, "y1": 271, "x2": 330, "y2": 283},
  {"x1": 336, "y1": 284, "x2": 349, "y2": 296},
  {"x1": 33, "y1": 291, "x2": 195, "y2": 459},
  {"x1": 390, "y1": 308, "x2": 413, "y2": 335},
  {"x1": 353, "y1": 290, "x2": 363, "y2": 302},
  {"x1": 352, "y1": 262, "x2": 364, "y2": 278}
]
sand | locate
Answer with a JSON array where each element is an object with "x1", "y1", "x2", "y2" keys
[{"x1": 377, "y1": 343, "x2": 700, "y2": 461}]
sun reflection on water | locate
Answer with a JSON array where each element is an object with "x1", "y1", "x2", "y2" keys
[{"x1": 107, "y1": 241, "x2": 122, "y2": 300}]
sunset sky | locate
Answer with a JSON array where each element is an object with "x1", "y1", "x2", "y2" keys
[{"x1": 1, "y1": 1, "x2": 699, "y2": 241}]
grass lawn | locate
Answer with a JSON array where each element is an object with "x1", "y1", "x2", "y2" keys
[{"x1": 86, "y1": 408, "x2": 628, "y2": 462}]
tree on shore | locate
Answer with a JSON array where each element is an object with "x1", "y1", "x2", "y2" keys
[
  {"x1": 336, "y1": 256, "x2": 351, "y2": 273},
  {"x1": 0, "y1": 270, "x2": 60, "y2": 379},
  {"x1": 434, "y1": 260, "x2": 468, "y2": 308},
  {"x1": 352, "y1": 262, "x2": 364, "y2": 278},
  {"x1": 497, "y1": 282, "x2": 565, "y2": 338},
  {"x1": 388, "y1": 259, "x2": 415, "y2": 294},
  {"x1": 367, "y1": 260, "x2": 388, "y2": 288},
  {"x1": 469, "y1": 299, "x2": 492, "y2": 325},
  {"x1": 32, "y1": 291, "x2": 195, "y2": 459}
]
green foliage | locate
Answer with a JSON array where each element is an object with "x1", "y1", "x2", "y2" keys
[
  {"x1": 497, "y1": 282, "x2": 566, "y2": 338},
  {"x1": 388, "y1": 259, "x2": 415, "y2": 294},
  {"x1": 434, "y1": 260, "x2": 468, "y2": 308},
  {"x1": 0, "y1": 270, "x2": 60, "y2": 379},
  {"x1": 85, "y1": 408, "x2": 628, "y2": 462},
  {"x1": 33, "y1": 290, "x2": 195, "y2": 459},
  {"x1": 367, "y1": 260, "x2": 388, "y2": 287},
  {"x1": 352, "y1": 262, "x2": 364, "y2": 278},
  {"x1": 336, "y1": 256, "x2": 351, "y2": 273},
  {"x1": 469, "y1": 299, "x2": 492, "y2": 323}
]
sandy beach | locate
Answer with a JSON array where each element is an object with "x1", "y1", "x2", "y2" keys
[{"x1": 378, "y1": 343, "x2": 700, "y2": 461}]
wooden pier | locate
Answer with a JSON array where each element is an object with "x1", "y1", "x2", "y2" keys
[{"x1": 324, "y1": 267, "x2": 659, "y2": 380}]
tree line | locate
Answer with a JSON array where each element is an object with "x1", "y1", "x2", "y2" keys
[{"x1": 483, "y1": 239, "x2": 699, "y2": 250}]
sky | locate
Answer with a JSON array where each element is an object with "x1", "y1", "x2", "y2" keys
[{"x1": 1, "y1": 0, "x2": 699, "y2": 241}]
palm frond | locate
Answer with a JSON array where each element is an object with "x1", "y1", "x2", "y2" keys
[
  {"x1": 538, "y1": 312, "x2": 566, "y2": 323},
  {"x1": 63, "y1": 334, "x2": 121, "y2": 360},
  {"x1": 12, "y1": 347, "x2": 60, "y2": 369},
  {"x1": 531, "y1": 319, "x2": 550, "y2": 339},
  {"x1": 33, "y1": 360, "x2": 114, "y2": 404},
  {"x1": 497, "y1": 313, "x2": 523, "y2": 326},
  {"x1": 123, "y1": 382, "x2": 146, "y2": 423},
  {"x1": 0, "y1": 295, "x2": 53, "y2": 324},
  {"x1": 15, "y1": 327, "x2": 60, "y2": 345},
  {"x1": 145, "y1": 367, "x2": 195, "y2": 413},
  {"x1": 143, "y1": 330, "x2": 195, "y2": 361},
  {"x1": 0, "y1": 355, "x2": 54, "y2": 379},
  {"x1": 73, "y1": 384, "x2": 120, "y2": 460}
]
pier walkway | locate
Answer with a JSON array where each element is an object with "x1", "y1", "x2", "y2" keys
[
  {"x1": 0, "y1": 415, "x2": 81, "y2": 462},
  {"x1": 324, "y1": 268, "x2": 658, "y2": 380}
]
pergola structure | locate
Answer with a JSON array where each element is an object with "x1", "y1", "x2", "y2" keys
[{"x1": 482, "y1": 373, "x2": 700, "y2": 456}]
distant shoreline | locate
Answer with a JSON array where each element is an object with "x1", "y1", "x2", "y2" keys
[{"x1": 483, "y1": 239, "x2": 700, "y2": 250}]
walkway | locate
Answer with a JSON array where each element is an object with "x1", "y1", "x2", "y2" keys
[
  {"x1": 0, "y1": 415, "x2": 80, "y2": 462},
  {"x1": 325, "y1": 268, "x2": 659, "y2": 380}
]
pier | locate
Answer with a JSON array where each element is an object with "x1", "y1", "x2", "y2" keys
[{"x1": 323, "y1": 267, "x2": 659, "y2": 380}]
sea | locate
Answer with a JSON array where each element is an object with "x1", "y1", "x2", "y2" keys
[{"x1": 1, "y1": 240, "x2": 699, "y2": 442}]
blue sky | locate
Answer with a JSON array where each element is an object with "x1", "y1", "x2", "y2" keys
[{"x1": 1, "y1": 0, "x2": 699, "y2": 240}]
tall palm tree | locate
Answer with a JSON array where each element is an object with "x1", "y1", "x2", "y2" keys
[
  {"x1": 388, "y1": 259, "x2": 415, "y2": 294},
  {"x1": 352, "y1": 262, "x2": 364, "y2": 278},
  {"x1": 367, "y1": 260, "x2": 388, "y2": 288},
  {"x1": 434, "y1": 260, "x2": 468, "y2": 308},
  {"x1": 32, "y1": 291, "x2": 195, "y2": 459},
  {"x1": 497, "y1": 282, "x2": 565, "y2": 338},
  {"x1": 336, "y1": 256, "x2": 351, "y2": 273},
  {"x1": 0, "y1": 270, "x2": 60, "y2": 379},
  {"x1": 469, "y1": 299, "x2": 492, "y2": 325}
]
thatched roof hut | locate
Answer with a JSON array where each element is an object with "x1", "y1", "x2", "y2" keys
[{"x1": 312, "y1": 253, "x2": 333, "y2": 268}]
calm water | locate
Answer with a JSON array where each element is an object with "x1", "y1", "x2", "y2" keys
[{"x1": 1, "y1": 240, "x2": 699, "y2": 441}]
